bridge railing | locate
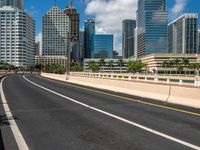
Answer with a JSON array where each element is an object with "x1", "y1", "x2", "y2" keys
[{"x1": 70, "y1": 72, "x2": 200, "y2": 88}]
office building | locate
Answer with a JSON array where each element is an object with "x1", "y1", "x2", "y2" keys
[
  {"x1": 63, "y1": 5, "x2": 79, "y2": 42},
  {"x1": 84, "y1": 58, "x2": 134, "y2": 73},
  {"x1": 136, "y1": 0, "x2": 168, "y2": 58},
  {"x1": 64, "y1": 3, "x2": 80, "y2": 62},
  {"x1": 168, "y1": 13, "x2": 199, "y2": 54},
  {"x1": 122, "y1": 20, "x2": 136, "y2": 58},
  {"x1": 42, "y1": 6, "x2": 69, "y2": 56},
  {"x1": 35, "y1": 56, "x2": 67, "y2": 67},
  {"x1": 35, "y1": 42, "x2": 40, "y2": 56},
  {"x1": 0, "y1": 6, "x2": 35, "y2": 67},
  {"x1": 141, "y1": 53, "x2": 200, "y2": 74},
  {"x1": 84, "y1": 19, "x2": 95, "y2": 58},
  {"x1": 198, "y1": 30, "x2": 200, "y2": 54},
  {"x1": 79, "y1": 31, "x2": 85, "y2": 61},
  {"x1": 94, "y1": 35, "x2": 113, "y2": 59},
  {"x1": 0, "y1": 0, "x2": 23, "y2": 10}
]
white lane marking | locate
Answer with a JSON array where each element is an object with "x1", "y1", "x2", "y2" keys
[
  {"x1": 23, "y1": 75, "x2": 200, "y2": 150},
  {"x1": 1, "y1": 77, "x2": 29, "y2": 150}
]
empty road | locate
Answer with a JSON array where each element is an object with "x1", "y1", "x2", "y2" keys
[{"x1": 1, "y1": 74, "x2": 200, "y2": 150}]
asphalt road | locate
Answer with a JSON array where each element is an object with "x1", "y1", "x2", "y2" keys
[{"x1": 1, "y1": 74, "x2": 200, "y2": 150}]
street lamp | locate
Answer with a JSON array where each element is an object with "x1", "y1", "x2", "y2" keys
[{"x1": 61, "y1": 33, "x2": 77, "y2": 80}]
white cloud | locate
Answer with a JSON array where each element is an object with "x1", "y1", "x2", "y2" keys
[
  {"x1": 169, "y1": 0, "x2": 188, "y2": 20},
  {"x1": 36, "y1": 32, "x2": 42, "y2": 55},
  {"x1": 85, "y1": 0, "x2": 137, "y2": 55},
  {"x1": 25, "y1": 6, "x2": 39, "y2": 17}
]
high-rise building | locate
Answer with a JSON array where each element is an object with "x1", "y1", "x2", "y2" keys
[
  {"x1": 122, "y1": 20, "x2": 136, "y2": 58},
  {"x1": 94, "y1": 35, "x2": 113, "y2": 59},
  {"x1": 0, "y1": 6, "x2": 35, "y2": 67},
  {"x1": 42, "y1": 6, "x2": 69, "y2": 56},
  {"x1": 198, "y1": 30, "x2": 200, "y2": 53},
  {"x1": 63, "y1": 3, "x2": 80, "y2": 62},
  {"x1": 63, "y1": 5, "x2": 79, "y2": 42},
  {"x1": 79, "y1": 31, "x2": 85, "y2": 61},
  {"x1": 168, "y1": 13, "x2": 199, "y2": 54},
  {"x1": 35, "y1": 42, "x2": 40, "y2": 56},
  {"x1": 0, "y1": 0, "x2": 23, "y2": 10},
  {"x1": 84, "y1": 19, "x2": 95, "y2": 58},
  {"x1": 136, "y1": 0, "x2": 168, "y2": 58},
  {"x1": 134, "y1": 27, "x2": 138, "y2": 59}
]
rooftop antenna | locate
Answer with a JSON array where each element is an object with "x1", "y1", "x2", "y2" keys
[{"x1": 70, "y1": 0, "x2": 72, "y2": 8}]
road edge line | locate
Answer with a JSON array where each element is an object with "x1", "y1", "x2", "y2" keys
[
  {"x1": 0, "y1": 77, "x2": 29, "y2": 150},
  {"x1": 23, "y1": 75, "x2": 200, "y2": 150}
]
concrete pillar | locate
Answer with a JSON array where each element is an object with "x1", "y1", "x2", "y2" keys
[
  {"x1": 111, "y1": 74, "x2": 113, "y2": 79},
  {"x1": 179, "y1": 80, "x2": 183, "y2": 85},
  {"x1": 128, "y1": 75, "x2": 131, "y2": 81},
  {"x1": 154, "y1": 78, "x2": 158, "y2": 82},
  {"x1": 167, "y1": 78, "x2": 170, "y2": 84}
]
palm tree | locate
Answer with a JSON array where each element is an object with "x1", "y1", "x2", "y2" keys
[
  {"x1": 162, "y1": 60, "x2": 168, "y2": 74},
  {"x1": 182, "y1": 58, "x2": 189, "y2": 75},
  {"x1": 88, "y1": 61, "x2": 99, "y2": 72},
  {"x1": 117, "y1": 58, "x2": 125, "y2": 74},
  {"x1": 108, "y1": 60, "x2": 114, "y2": 73},
  {"x1": 99, "y1": 58, "x2": 106, "y2": 72},
  {"x1": 173, "y1": 59, "x2": 183, "y2": 74}
]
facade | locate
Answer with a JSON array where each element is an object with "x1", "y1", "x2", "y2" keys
[
  {"x1": 141, "y1": 53, "x2": 200, "y2": 73},
  {"x1": 63, "y1": 6, "x2": 79, "y2": 42},
  {"x1": 0, "y1": 0, "x2": 23, "y2": 10},
  {"x1": 42, "y1": 6, "x2": 69, "y2": 56},
  {"x1": 79, "y1": 31, "x2": 85, "y2": 61},
  {"x1": 84, "y1": 58, "x2": 134, "y2": 73},
  {"x1": 84, "y1": 19, "x2": 95, "y2": 58},
  {"x1": 168, "y1": 13, "x2": 199, "y2": 54},
  {"x1": 35, "y1": 56, "x2": 67, "y2": 67},
  {"x1": 199, "y1": 30, "x2": 200, "y2": 53},
  {"x1": 0, "y1": 6, "x2": 35, "y2": 67},
  {"x1": 122, "y1": 20, "x2": 136, "y2": 58},
  {"x1": 136, "y1": 0, "x2": 168, "y2": 58},
  {"x1": 64, "y1": 5, "x2": 80, "y2": 62},
  {"x1": 94, "y1": 35, "x2": 113, "y2": 59},
  {"x1": 35, "y1": 42, "x2": 40, "y2": 56}
]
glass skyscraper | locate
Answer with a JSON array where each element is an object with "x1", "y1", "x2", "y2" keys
[
  {"x1": 84, "y1": 19, "x2": 95, "y2": 58},
  {"x1": 136, "y1": 0, "x2": 168, "y2": 58},
  {"x1": 94, "y1": 35, "x2": 113, "y2": 59},
  {"x1": 122, "y1": 20, "x2": 136, "y2": 58},
  {"x1": 168, "y1": 13, "x2": 199, "y2": 54},
  {"x1": 198, "y1": 30, "x2": 200, "y2": 53},
  {"x1": 0, "y1": 0, "x2": 23, "y2": 10}
]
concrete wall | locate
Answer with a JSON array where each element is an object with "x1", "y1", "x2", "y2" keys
[{"x1": 41, "y1": 73, "x2": 200, "y2": 108}]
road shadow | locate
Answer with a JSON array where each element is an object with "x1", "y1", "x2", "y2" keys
[{"x1": 0, "y1": 114, "x2": 18, "y2": 150}]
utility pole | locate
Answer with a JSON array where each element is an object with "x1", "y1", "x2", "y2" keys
[{"x1": 65, "y1": 0, "x2": 73, "y2": 79}]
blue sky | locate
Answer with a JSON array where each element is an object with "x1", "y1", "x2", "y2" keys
[{"x1": 24, "y1": 0, "x2": 200, "y2": 52}]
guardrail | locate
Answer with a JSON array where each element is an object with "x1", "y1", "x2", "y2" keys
[{"x1": 70, "y1": 72, "x2": 200, "y2": 88}]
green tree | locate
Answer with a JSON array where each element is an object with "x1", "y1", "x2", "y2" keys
[
  {"x1": 88, "y1": 61, "x2": 100, "y2": 72},
  {"x1": 173, "y1": 59, "x2": 183, "y2": 74},
  {"x1": 99, "y1": 58, "x2": 106, "y2": 72},
  {"x1": 182, "y1": 58, "x2": 190, "y2": 75},
  {"x1": 71, "y1": 64, "x2": 83, "y2": 72},
  {"x1": 127, "y1": 60, "x2": 146, "y2": 73},
  {"x1": 117, "y1": 58, "x2": 125, "y2": 73},
  {"x1": 107, "y1": 60, "x2": 114, "y2": 72}
]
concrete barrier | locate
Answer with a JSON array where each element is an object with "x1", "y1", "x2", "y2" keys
[{"x1": 41, "y1": 73, "x2": 200, "y2": 108}]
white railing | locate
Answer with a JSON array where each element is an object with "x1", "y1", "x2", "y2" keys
[{"x1": 70, "y1": 72, "x2": 200, "y2": 88}]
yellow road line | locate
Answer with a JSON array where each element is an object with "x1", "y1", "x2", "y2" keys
[{"x1": 41, "y1": 76, "x2": 200, "y2": 117}]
